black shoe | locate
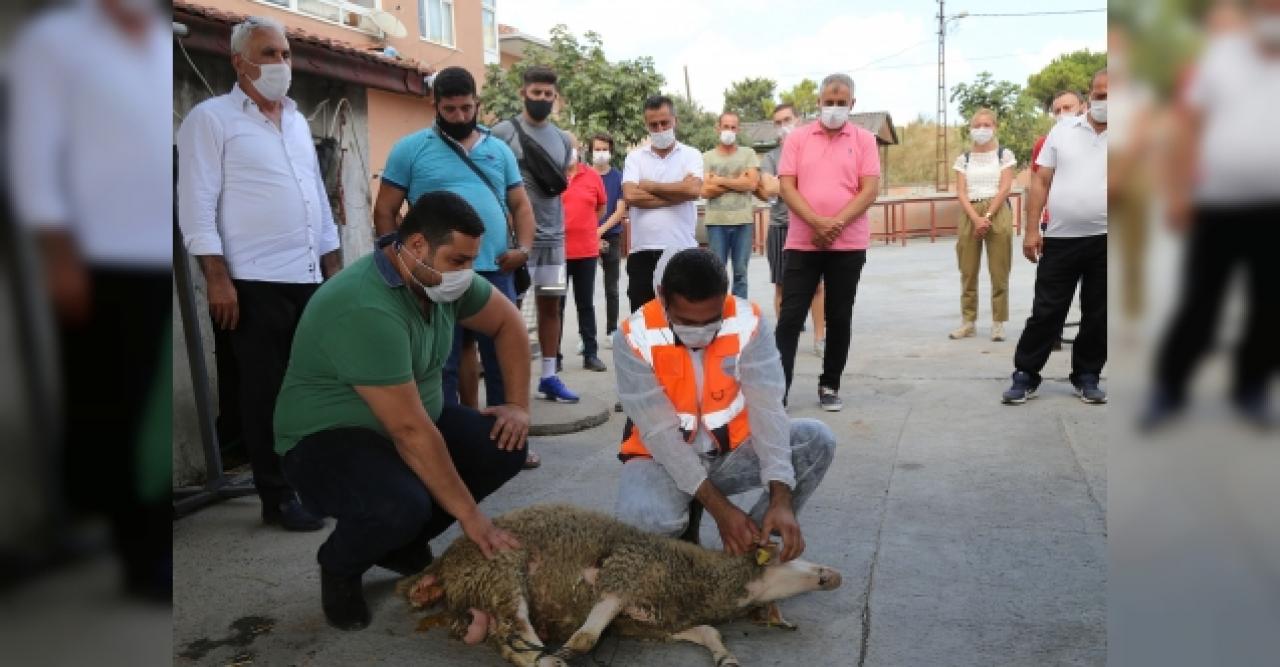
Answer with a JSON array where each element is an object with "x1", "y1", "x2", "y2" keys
[
  {"x1": 263, "y1": 498, "x2": 325, "y2": 532},
  {"x1": 583, "y1": 356, "x2": 608, "y2": 372},
  {"x1": 375, "y1": 542, "x2": 433, "y2": 577},
  {"x1": 321, "y1": 568, "x2": 370, "y2": 631},
  {"x1": 1002, "y1": 371, "x2": 1040, "y2": 405},
  {"x1": 1071, "y1": 373, "x2": 1107, "y2": 405},
  {"x1": 1233, "y1": 391, "x2": 1273, "y2": 430},
  {"x1": 556, "y1": 356, "x2": 564, "y2": 374},
  {"x1": 613, "y1": 400, "x2": 623, "y2": 413},
  {"x1": 1139, "y1": 390, "x2": 1184, "y2": 432}
]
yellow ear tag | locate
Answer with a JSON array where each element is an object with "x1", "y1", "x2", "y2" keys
[{"x1": 755, "y1": 547, "x2": 772, "y2": 566}]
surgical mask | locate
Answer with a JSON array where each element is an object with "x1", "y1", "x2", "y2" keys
[
  {"x1": 970, "y1": 127, "x2": 994, "y2": 144},
  {"x1": 776, "y1": 122, "x2": 795, "y2": 140},
  {"x1": 719, "y1": 130, "x2": 737, "y2": 145},
  {"x1": 1256, "y1": 15, "x2": 1280, "y2": 46},
  {"x1": 436, "y1": 109, "x2": 477, "y2": 141},
  {"x1": 1088, "y1": 100, "x2": 1108, "y2": 124},
  {"x1": 592, "y1": 150, "x2": 611, "y2": 165},
  {"x1": 819, "y1": 105, "x2": 849, "y2": 129},
  {"x1": 396, "y1": 245, "x2": 474, "y2": 303},
  {"x1": 249, "y1": 61, "x2": 291, "y2": 101},
  {"x1": 650, "y1": 127, "x2": 676, "y2": 150},
  {"x1": 525, "y1": 98, "x2": 553, "y2": 122},
  {"x1": 1054, "y1": 112, "x2": 1078, "y2": 125},
  {"x1": 671, "y1": 320, "x2": 721, "y2": 349}
]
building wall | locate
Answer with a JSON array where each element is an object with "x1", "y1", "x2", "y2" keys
[
  {"x1": 366, "y1": 88, "x2": 432, "y2": 184},
  {"x1": 172, "y1": 46, "x2": 374, "y2": 486}
]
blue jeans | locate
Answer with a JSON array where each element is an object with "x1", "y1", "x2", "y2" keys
[
  {"x1": 614, "y1": 418, "x2": 836, "y2": 537},
  {"x1": 707, "y1": 223, "x2": 754, "y2": 299},
  {"x1": 442, "y1": 270, "x2": 516, "y2": 408}
]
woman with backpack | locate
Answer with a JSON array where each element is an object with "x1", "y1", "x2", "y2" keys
[{"x1": 950, "y1": 107, "x2": 1016, "y2": 342}]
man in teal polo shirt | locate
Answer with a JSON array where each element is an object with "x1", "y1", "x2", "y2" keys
[
  {"x1": 276, "y1": 191, "x2": 529, "y2": 631},
  {"x1": 373, "y1": 66, "x2": 537, "y2": 452}
]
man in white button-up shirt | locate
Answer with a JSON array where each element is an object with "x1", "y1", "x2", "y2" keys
[{"x1": 177, "y1": 16, "x2": 340, "y2": 531}]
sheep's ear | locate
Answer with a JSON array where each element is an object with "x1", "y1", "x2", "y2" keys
[{"x1": 755, "y1": 542, "x2": 781, "y2": 566}]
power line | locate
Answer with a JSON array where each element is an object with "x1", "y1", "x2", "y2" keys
[{"x1": 954, "y1": 9, "x2": 1106, "y2": 18}]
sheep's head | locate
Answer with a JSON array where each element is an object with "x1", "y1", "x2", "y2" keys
[{"x1": 739, "y1": 557, "x2": 843, "y2": 606}]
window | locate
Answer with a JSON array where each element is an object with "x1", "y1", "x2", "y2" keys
[
  {"x1": 420, "y1": 0, "x2": 455, "y2": 47},
  {"x1": 482, "y1": 0, "x2": 498, "y2": 64},
  {"x1": 257, "y1": 1, "x2": 382, "y2": 35}
]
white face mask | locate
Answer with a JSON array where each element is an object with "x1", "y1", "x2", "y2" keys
[
  {"x1": 569, "y1": 148, "x2": 579, "y2": 164},
  {"x1": 1054, "y1": 111, "x2": 1079, "y2": 125},
  {"x1": 592, "y1": 150, "x2": 611, "y2": 165},
  {"x1": 819, "y1": 105, "x2": 849, "y2": 129},
  {"x1": 248, "y1": 61, "x2": 292, "y2": 102},
  {"x1": 970, "y1": 127, "x2": 995, "y2": 144},
  {"x1": 776, "y1": 122, "x2": 795, "y2": 140},
  {"x1": 1256, "y1": 15, "x2": 1280, "y2": 46},
  {"x1": 650, "y1": 127, "x2": 676, "y2": 150},
  {"x1": 396, "y1": 245, "x2": 474, "y2": 303},
  {"x1": 671, "y1": 320, "x2": 721, "y2": 349},
  {"x1": 719, "y1": 130, "x2": 737, "y2": 146},
  {"x1": 1088, "y1": 100, "x2": 1108, "y2": 124}
]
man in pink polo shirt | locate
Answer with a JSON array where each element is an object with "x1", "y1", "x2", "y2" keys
[{"x1": 776, "y1": 73, "x2": 881, "y2": 411}]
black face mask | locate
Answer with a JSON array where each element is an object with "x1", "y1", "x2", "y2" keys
[
  {"x1": 524, "y1": 98, "x2": 553, "y2": 122},
  {"x1": 436, "y1": 107, "x2": 477, "y2": 141}
]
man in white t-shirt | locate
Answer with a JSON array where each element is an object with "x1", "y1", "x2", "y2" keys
[
  {"x1": 1003, "y1": 69, "x2": 1109, "y2": 406},
  {"x1": 1145, "y1": 10, "x2": 1280, "y2": 429},
  {"x1": 621, "y1": 95, "x2": 705, "y2": 311}
]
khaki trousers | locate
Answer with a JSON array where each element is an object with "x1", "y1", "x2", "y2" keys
[{"x1": 956, "y1": 200, "x2": 1013, "y2": 323}]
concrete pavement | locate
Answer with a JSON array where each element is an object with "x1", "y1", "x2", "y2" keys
[{"x1": 173, "y1": 238, "x2": 1106, "y2": 666}]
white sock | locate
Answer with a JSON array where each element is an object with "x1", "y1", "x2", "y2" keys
[{"x1": 541, "y1": 357, "x2": 556, "y2": 380}]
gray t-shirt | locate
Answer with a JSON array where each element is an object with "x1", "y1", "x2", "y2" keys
[
  {"x1": 759, "y1": 146, "x2": 788, "y2": 228},
  {"x1": 492, "y1": 116, "x2": 572, "y2": 248}
]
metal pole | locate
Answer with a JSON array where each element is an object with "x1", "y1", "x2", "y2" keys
[
  {"x1": 936, "y1": 0, "x2": 948, "y2": 192},
  {"x1": 684, "y1": 65, "x2": 692, "y2": 104}
]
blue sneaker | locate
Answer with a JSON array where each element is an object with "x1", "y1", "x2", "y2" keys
[
  {"x1": 537, "y1": 375, "x2": 580, "y2": 403},
  {"x1": 1001, "y1": 371, "x2": 1040, "y2": 405},
  {"x1": 1071, "y1": 373, "x2": 1107, "y2": 405}
]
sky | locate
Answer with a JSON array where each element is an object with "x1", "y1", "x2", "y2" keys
[{"x1": 495, "y1": 0, "x2": 1107, "y2": 125}]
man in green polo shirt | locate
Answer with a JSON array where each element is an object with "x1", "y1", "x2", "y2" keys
[{"x1": 274, "y1": 191, "x2": 529, "y2": 631}]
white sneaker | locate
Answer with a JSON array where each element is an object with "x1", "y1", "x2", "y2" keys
[
  {"x1": 603, "y1": 334, "x2": 613, "y2": 350},
  {"x1": 991, "y1": 322, "x2": 1006, "y2": 341},
  {"x1": 949, "y1": 322, "x2": 976, "y2": 339},
  {"x1": 813, "y1": 338, "x2": 826, "y2": 358}
]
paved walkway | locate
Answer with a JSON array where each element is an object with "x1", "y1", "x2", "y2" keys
[{"x1": 173, "y1": 239, "x2": 1106, "y2": 666}]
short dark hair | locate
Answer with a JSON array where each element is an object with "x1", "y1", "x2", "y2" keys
[
  {"x1": 399, "y1": 191, "x2": 486, "y2": 247},
  {"x1": 772, "y1": 103, "x2": 795, "y2": 117},
  {"x1": 522, "y1": 65, "x2": 558, "y2": 87},
  {"x1": 1052, "y1": 90, "x2": 1085, "y2": 106},
  {"x1": 591, "y1": 132, "x2": 614, "y2": 151},
  {"x1": 717, "y1": 111, "x2": 739, "y2": 125},
  {"x1": 644, "y1": 95, "x2": 675, "y2": 114},
  {"x1": 432, "y1": 66, "x2": 476, "y2": 100},
  {"x1": 1091, "y1": 68, "x2": 1108, "y2": 88},
  {"x1": 661, "y1": 249, "x2": 728, "y2": 303}
]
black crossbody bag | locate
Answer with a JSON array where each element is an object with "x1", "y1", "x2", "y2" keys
[
  {"x1": 508, "y1": 116, "x2": 570, "y2": 197},
  {"x1": 436, "y1": 129, "x2": 531, "y2": 295}
]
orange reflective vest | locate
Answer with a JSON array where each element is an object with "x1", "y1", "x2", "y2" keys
[{"x1": 618, "y1": 295, "x2": 761, "y2": 461}]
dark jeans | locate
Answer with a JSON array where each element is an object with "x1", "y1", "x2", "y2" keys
[
  {"x1": 442, "y1": 270, "x2": 516, "y2": 408},
  {"x1": 228, "y1": 279, "x2": 318, "y2": 506},
  {"x1": 600, "y1": 234, "x2": 622, "y2": 334},
  {"x1": 1154, "y1": 206, "x2": 1278, "y2": 401},
  {"x1": 282, "y1": 404, "x2": 525, "y2": 576},
  {"x1": 558, "y1": 257, "x2": 599, "y2": 359},
  {"x1": 61, "y1": 269, "x2": 171, "y2": 591},
  {"x1": 1012, "y1": 235, "x2": 1107, "y2": 383},
  {"x1": 775, "y1": 250, "x2": 866, "y2": 397},
  {"x1": 626, "y1": 249, "x2": 664, "y2": 313}
]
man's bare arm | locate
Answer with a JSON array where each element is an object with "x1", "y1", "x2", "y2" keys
[
  {"x1": 373, "y1": 182, "x2": 407, "y2": 236},
  {"x1": 640, "y1": 175, "x2": 703, "y2": 203},
  {"x1": 623, "y1": 181, "x2": 673, "y2": 209},
  {"x1": 506, "y1": 186, "x2": 536, "y2": 250},
  {"x1": 459, "y1": 290, "x2": 531, "y2": 411},
  {"x1": 718, "y1": 168, "x2": 760, "y2": 193},
  {"x1": 320, "y1": 250, "x2": 342, "y2": 279}
]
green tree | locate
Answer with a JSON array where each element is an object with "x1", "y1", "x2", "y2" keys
[
  {"x1": 779, "y1": 78, "x2": 818, "y2": 117},
  {"x1": 722, "y1": 77, "x2": 776, "y2": 122},
  {"x1": 1025, "y1": 49, "x2": 1109, "y2": 110},
  {"x1": 478, "y1": 25, "x2": 665, "y2": 149},
  {"x1": 950, "y1": 71, "x2": 1052, "y2": 166},
  {"x1": 672, "y1": 95, "x2": 719, "y2": 152}
]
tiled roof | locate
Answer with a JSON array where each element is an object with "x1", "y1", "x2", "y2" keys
[{"x1": 173, "y1": 0, "x2": 433, "y2": 76}]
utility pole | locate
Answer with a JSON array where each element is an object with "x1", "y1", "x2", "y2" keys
[
  {"x1": 935, "y1": 0, "x2": 948, "y2": 192},
  {"x1": 684, "y1": 65, "x2": 692, "y2": 104}
]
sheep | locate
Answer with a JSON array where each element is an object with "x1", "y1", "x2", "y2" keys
[{"x1": 398, "y1": 503, "x2": 843, "y2": 666}]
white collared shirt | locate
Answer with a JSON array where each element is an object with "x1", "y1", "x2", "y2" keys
[
  {"x1": 6, "y1": 2, "x2": 173, "y2": 268},
  {"x1": 621, "y1": 141, "x2": 704, "y2": 252},
  {"x1": 177, "y1": 84, "x2": 339, "y2": 283},
  {"x1": 1035, "y1": 114, "x2": 1108, "y2": 238}
]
